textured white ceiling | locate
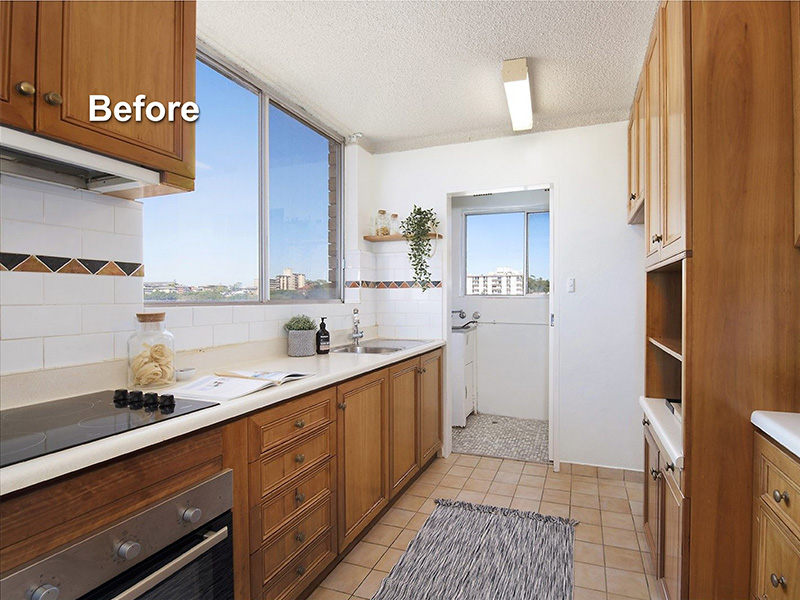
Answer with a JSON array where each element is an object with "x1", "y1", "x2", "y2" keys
[{"x1": 197, "y1": 1, "x2": 658, "y2": 153}]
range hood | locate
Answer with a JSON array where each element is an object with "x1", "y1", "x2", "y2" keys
[{"x1": 0, "y1": 126, "x2": 160, "y2": 194}]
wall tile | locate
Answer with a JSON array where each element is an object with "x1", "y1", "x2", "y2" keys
[
  {"x1": 149, "y1": 306, "x2": 193, "y2": 328},
  {"x1": 1, "y1": 305, "x2": 81, "y2": 339},
  {"x1": 114, "y1": 277, "x2": 144, "y2": 304},
  {"x1": 0, "y1": 338, "x2": 43, "y2": 374},
  {"x1": 82, "y1": 231, "x2": 142, "y2": 263},
  {"x1": 44, "y1": 333, "x2": 114, "y2": 368},
  {"x1": 1, "y1": 219, "x2": 82, "y2": 257},
  {"x1": 171, "y1": 325, "x2": 213, "y2": 351},
  {"x1": 44, "y1": 273, "x2": 115, "y2": 305},
  {"x1": 193, "y1": 306, "x2": 233, "y2": 326},
  {"x1": 114, "y1": 331, "x2": 133, "y2": 359},
  {"x1": 213, "y1": 323, "x2": 249, "y2": 346},
  {"x1": 0, "y1": 272, "x2": 44, "y2": 305},
  {"x1": 0, "y1": 183, "x2": 44, "y2": 222},
  {"x1": 81, "y1": 304, "x2": 140, "y2": 333},
  {"x1": 114, "y1": 206, "x2": 143, "y2": 236},
  {"x1": 44, "y1": 194, "x2": 114, "y2": 232},
  {"x1": 233, "y1": 304, "x2": 266, "y2": 323}
]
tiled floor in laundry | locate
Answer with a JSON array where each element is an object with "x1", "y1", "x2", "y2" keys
[{"x1": 309, "y1": 453, "x2": 662, "y2": 600}]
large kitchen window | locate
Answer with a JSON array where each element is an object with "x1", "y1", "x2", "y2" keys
[
  {"x1": 142, "y1": 54, "x2": 342, "y2": 304},
  {"x1": 464, "y1": 210, "x2": 550, "y2": 296}
]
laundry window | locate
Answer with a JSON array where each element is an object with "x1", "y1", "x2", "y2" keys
[
  {"x1": 142, "y1": 54, "x2": 343, "y2": 304},
  {"x1": 464, "y1": 210, "x2": 550, "y2": 296}
]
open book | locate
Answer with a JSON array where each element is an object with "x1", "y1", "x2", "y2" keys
[
  {"x1": 171, "y1": 376, "x2": 276, "y2": 401},
  {"x1": 214, "y1": 369, "x2": 314, "y2": 385}
]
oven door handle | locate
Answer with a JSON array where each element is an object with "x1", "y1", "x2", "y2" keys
[{"x1": 109, "y1": 526, "x2": 229, "y2": 600}]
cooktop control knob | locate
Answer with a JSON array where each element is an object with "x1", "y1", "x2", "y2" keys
[
  {"x1": 159, "y1": 394, "x2": 175, "y2": 408},
  {"x1": 182, "y1": 507, "x2": 202, "y2": 524},
  {"x1": 113, "y1": 389, "x2": 128, "y2": 407},
  {"x1": 143, "y1": 392, "x2": 159, "y2": 410},
  {"x1": 127, "y1": 390, "x2": 144, "y2": 409},
  {"x1": 30, "y1": 584, "x2": 60, "y2": 600},
  {"x1": 117, "y1": 540, "x2": 141, "y2": 560}
]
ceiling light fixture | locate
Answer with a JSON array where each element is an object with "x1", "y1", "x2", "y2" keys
[{"x1": 502, "y1": 58, "x2": 533, "y2": 132}]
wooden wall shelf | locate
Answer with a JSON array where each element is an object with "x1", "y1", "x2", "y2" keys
[
  {"x1": 363, "y1": 233, "x2": 442, "y2": 242},
  {"x1": 648, "y1": 336, "x2": 683, "y2": 361}
]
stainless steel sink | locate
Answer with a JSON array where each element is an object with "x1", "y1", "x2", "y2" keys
[
  {"x1": 331, "y1": 345, "x2": 398, "y2": 354},
  {"x1": 331, "y1": 339, "x2": 428, "y2": 354}
]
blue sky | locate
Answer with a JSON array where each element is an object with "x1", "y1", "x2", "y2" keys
[{"x1": 466, "y1": 211, "x2": 549, "y2": 279}]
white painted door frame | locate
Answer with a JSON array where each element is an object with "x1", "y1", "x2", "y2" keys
[{"x1": 440, "y1": 183, "x2": 561, "y2": 471}]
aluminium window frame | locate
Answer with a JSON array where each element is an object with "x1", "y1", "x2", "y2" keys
[
  {"x1": 146, "y1": 45, "x2": 345, "y2": 306},
  {"x1": 462, "y1": 207, "x2": 550, "y2": 297}
]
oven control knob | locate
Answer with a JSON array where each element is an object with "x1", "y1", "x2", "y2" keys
[
  {"x1": 30, "y1": 584, "x2": 60, "y2": 600},
  {"x1": 182, "y1": 507, "x2": 202, "y2": 524},
  {"x1": 117, "y1": 540, "x2": 141, "y2": 560}
]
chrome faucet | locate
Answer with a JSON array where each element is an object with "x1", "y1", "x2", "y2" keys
[{"x1": 351, "y1": 308, "x2": 364, "y2": 345}]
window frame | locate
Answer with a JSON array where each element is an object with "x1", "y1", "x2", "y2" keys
[
  {"x1": 462, "y1": 208, "x2": 550, "y2": 297},
  {"x1": 145, "y1": 45, "x2": 345, "y2": 306}
]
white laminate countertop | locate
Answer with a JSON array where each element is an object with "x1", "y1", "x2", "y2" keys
[
  {"x1": 752, "y1": 411, "x2": 800, "y2": 459},
  {"x1": 0, "y1": 340, "x2": 445, "y2": 497},
  {"x1": 639, "y1": 396, "x2": 684, "y2": 470}
]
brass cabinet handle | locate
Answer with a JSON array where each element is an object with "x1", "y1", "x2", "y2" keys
[
  {"x1": 294, "y1": 453, "x2": 305, "y2": 464},
  {"x1": 15, "y1": 81, "x2": 35, "y2": 96},
  {"x1": 295, "y1": 492, "x2": 306, "y2": 503},
  {"x1": 295, "y1": 531, "x2": 306, "y2": 543},
  {"x1": 630, "y1": 193, "x2": 636, "y2": 202},
  {"x1": 770, "y1": 573, "x2": 787, "y2": 589},
  {"x1": 43, "y1": 91, "x2": 63, "y2": 106},
  {"x1": 773, "y1": 489, "x2": 790, "y2": 504},
  {"x1": 417, "y1": 367, "x2": 427, "y2": 374},
  {"x1": 296, "y1": 565, "x2": 306, "y2": 576},
  {"x1": 295, "y1": 419, "x2": 306, "y2": 429},
  {"x1": 338, "y1": 402, "x2": 347, "y2": 410},
  {"x1": 642, "y1": 417, "x2": 650, "y2": 426},
  {"x1": 650, "y1": 467, "x2": 662, "y2": 481}
]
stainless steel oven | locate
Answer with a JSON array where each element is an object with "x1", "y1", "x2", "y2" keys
[{"x1": 1, "y1": 470, "x2": 233, "y2": 600}]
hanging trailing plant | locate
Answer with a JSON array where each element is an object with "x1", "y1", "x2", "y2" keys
[{"x1": 400, "y1": 205, "x2": 440, "y2": 291}]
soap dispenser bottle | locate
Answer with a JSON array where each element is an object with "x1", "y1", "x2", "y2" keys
[{"x1": 317, "y1": 317, "x2": 330, "y2": 354}]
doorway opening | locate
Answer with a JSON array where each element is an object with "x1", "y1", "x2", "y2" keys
[{"x1": 445, "y1": 186, "x2": 556, "y2": 466}]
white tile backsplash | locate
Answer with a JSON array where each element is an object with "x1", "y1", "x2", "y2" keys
[
  {"x1": 44, "y1": 193, "x2": 115, "y2": 232},
  {"x1": 0, "y1": 272, "x2": 44, "y2": 305},
  {"x1": 171, "y1": 325, "x2": 214, "y2": 351},
  {"x1": 44, "y1": 333, "x2": 114, "y2": 369},
  {"x1": 233, "y1": 304, "x2": 266, "y2": 323},
  {"x1": 212, "y1": 322, "x2": 250, "y2": 346},
  {"x1": 82, "y1": 230, "x2": 142, "y2": 262},
  {"x1": 0, "y1": 181, "x2": 44, "y2": 222},
  {"x1": 114, "y1": 205, "x2": 143, "y2": 236},
  {"x1": 44, "y1": 273, "x2": 115, "y2": 305},
  {"x1": 1, "y1": 305, "x2": 82, "y2": 339},
  {"x1": 114, "y1": 277, "x2": 144, "y2": 304},
  {"x1": 0, "y1": 338, "x2": 43, "y2": 375},
  {"x1": 81, "y1": 304, "x2": 141, "y2": 333},
  {"x1": 1, "y1": 219, "x2": 83, "y2": 257},
  {"x1": 192, "y1": 305, "x2": 233, "y2": 326}
]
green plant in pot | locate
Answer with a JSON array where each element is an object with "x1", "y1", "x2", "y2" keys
[
  {"x1": 400, "y1": 205, "x2": 440, "y2": 291},
  {"x1": 284, "y1": 315, "x2": 317, "y2": 357}
]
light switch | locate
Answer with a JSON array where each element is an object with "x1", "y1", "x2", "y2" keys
[{"x1": 568, "y1": 278, "x2": 576, "y2": 293}]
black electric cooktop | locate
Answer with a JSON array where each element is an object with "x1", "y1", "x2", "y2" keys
[{"x1": 0, "y1": 390, "x2": 218, "y2": 468}]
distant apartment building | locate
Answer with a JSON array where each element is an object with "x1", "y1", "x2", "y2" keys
[
  {"x1": 467, "y1": 267, "x2": 524, "y2": 295},
  {"x1": 270, "y1": 268, "x2": 307, "y2": 291}
]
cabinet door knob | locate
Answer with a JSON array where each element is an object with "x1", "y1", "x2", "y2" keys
[
  {"x1": 630, "y1": 193, "x2": 636, "y2": 201},
  {"x1": 15, "y1": 81, "x2": 35, "y2": 96},
  {"x1": 642, "y1": 417, "x2": 650, "y2": 426},
  {"x1": 773, "y1": 489, "x2": 790, "y2": 504},
  {"x1": 295, "y1": 492, "x2": 306, "y2": 503},
  {"x1": 295, "y1": 531, "x2": 306, "y2": 543},
  {"x1": 295, "y1": 419, "x2": 306, "y2": 429},
  {"x1": 296, "y1": 565, "x2": 306, "y2": 576},
  {"x1": 43, "y1": 91, "x2": 63, "y2": 106},
  {"x1": 338, "y1": 402, "x2": 347, "y2": 410},
  {"x1": 294, "y1": 453, "x2": 305, "y2": 464},
  {"x1": 770, "y1": 573, "x2": 787, "y2": 589},
  {"x1": 650, "y1": 467, "x2": 661, "y2": 481}
]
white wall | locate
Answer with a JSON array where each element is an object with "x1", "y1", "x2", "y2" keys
[{"x1": 369, "y1": 121, "x2": 646, "y2": 470}]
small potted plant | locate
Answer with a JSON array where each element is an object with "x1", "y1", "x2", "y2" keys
[{"x1": 284, "y1": 315, "x2": 317, "y2": 357}]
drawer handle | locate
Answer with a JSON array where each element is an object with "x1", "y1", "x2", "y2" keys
[
  {"x1": 295, "y1": 453, "x2": 305, "y2": 464},
  {"x1": 770, "y1": 573, "x2": 787, "y2": 589},
  {"x1": 295, "y1": 492, "x2": 306, "y2": 503},
  {"x1": 295, "y1": 419, "x2": 306, "y2": 429},
  {"x1": 296, "y1": 565, "x2": 306, "y2": 576},
  {"x1": 15, "y1": 81, "x2": 35, "y2": 96},
  {"x1": 773, "y1": 490, "x2": 790, "y2": 504},
  {"x1": 43, "y1": 91, "x2": 63, "y2": 106},
  {"x1": 642, "y1": 417, "x2": 650, "y2": 426},
  {"x1": 295, "y1": 531, "x2": 306, "y2": 543},
  {"x1": 650, "y1": 468, "x2": 662, "y2": 481}
]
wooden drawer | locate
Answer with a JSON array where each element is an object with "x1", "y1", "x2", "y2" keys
[
  {"x1": 250, "y1": 460, "x2": 335, "y2": 549},
  {"x1": 257, "y1": 530, "x2": 336, "y2": 600},
  {"x1": 248, "y1": 388, "x2": 336, "y2": 462},
  {"x1": 250, "y1": 426, "x2": 333, "y2": 505},
  {"x1": 753, "y1": 500, "x2": 800, "y2": 600},
  {"x1": 252, "y1": 496, "x2": 333, "y2": 583},
  {"x1": 755, "y1": 433, "x2": 800, "y2": 536}
]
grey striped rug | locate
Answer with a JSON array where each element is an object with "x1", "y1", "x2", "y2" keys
[{"x1": 372, "y1": 500, "x2": 577, "y2": 600}]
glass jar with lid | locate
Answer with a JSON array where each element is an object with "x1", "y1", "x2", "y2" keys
[
  {"x1": 375, "y1": 210, "x2": 390, "y2": 236},
  {"x1": 128, "y1": 312, "x2": 175, "y2": 389},
  {"x1": 389, "y1": 213, "x2": 400, "y2": 235}
]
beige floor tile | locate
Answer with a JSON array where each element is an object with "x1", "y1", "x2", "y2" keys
[
  {"x1": 541, "y1": 489, "x2": 571, "y2": 505},
  {"x1": 477, "y1": 457, "x2": 503, "y2": 470},
  {"x1": 379, "y1": 508, "x2": 415, "y2": 528},
  {"x1": 538, "y1": 501, "x2": 571, "y2": 518},
  {"x1": 374, "y1": 547, "x2": 404, "y2": 572},
  {"x1": 518, "y1": 474, "x2": 546, "y2": 488},
  {"x1": 498, "y1": 460, "x2": 525, "y2": 474},
  {"x1": 571, "y1": 506, "x2": 602, "y2": 525},
  {"x1": 574, "y1": 541, "x2": 605, "y2": 566},
  {"x1": 455, "y1": 455, "x2": 481, "y2": 468},
  {"x1": 514, "y1": 485, "x2": 543, "y2": 500},
  {"x1": 483, "y1": 493, "x2": 512, "y2": 508},
  {"x1": 604, "y1": 546, "x2": 644, "y2": 573},
  {"x1": 575, "y1": 562, "x2": 606, "y2": 592},
  {"x1": 598, "y1": 483, "x2": 629, "y2": 499},
  {"x1": 462, "y1": 478, "x2": 491, "y2": 493},
  {"x1": 597, "y1": 467, "x2": 625, "y2": 481},
  {"x1": 573, "y1": 481, "x2": 600, "y2": 495},
  {"x1": 417, "y1": 471, "x2": 445, "y2": 485},
  {"x1": 544, "y1": 478, "x2": 571, "y2": 492},
  {"x1": 440, "y1": 474, "x2": 468, "y2": 489},
  {"x1": 556, "y1": 462, "x2": 573, "y2": 473},
  {"x1": 406, "y1": 481, "x2": 436, "y2": 497},
  {"x1": 523, "y1": 463, "x2": 549, "y2": 477},
  {"x1": 406, "y1": 512, "x2": 429, "y2": 530},
  {"x1": 320, "y1": 563, "x2": 371, "y2": 594},
  {"x1": 353, "y1": 570, "x2": 386, "y2": 599},
  {"x1": 574, "y1": 587, "x2": 608, "y2": 600},
  {"x1": 571, "y1": 492, "x2": 601, "y2": 509},
  {"x1": 493, "y1": 470, "x2": 521, "y2": 485},
  {"x1": 602, "y1": 511, "x2": 635, "y2": 531},
  {"x1": 447, "y1": 465, "x2": 474, "y2": 478},
  {"x1": 488, "y1": 481, "x2": 516, "y2": 497},
  {"x1": 418, "y1": 498, "x2": 437, "y2": 514},
  {"x1": 600, "y1": 497, "x2": 632, "y2": 514},
  {"x1": 630, "y1": 500, "x2": 644, "y2": 517},
  {"x1": 390, "y1": 528, "x2": 417, "y2": 550},
  {"x1": 362, "y1": 524, "x2": 402, "y2": 546},
  {"x1": 470, "y1": 468, "x2": 498, "y2": 481},
  {"x1": 309, "y1": 588, "x2": 352, "y2": 600},
  {"x1": 573, "y1": 464, "x2": 599, "y2": 477},
  {"x1": 430, "y1": 486, "x2": 460, "y2": 500},
  {"x1": 546, "y1": 471, "x2": 572, "y2": 481},
  {"x1": 603, "y1": 527, "x2": 640, "y2": 550},
  {"x1": 456, "y1": 489, "x2": 487, "y2": 504},
  {"x1": 624, "y1": 470, "x2": 645, "y2": 483},
  {"x1": 393, "y1": 494, "x2": 426, "y2": 512},
  {"x1": 575, "y1": 523, "x2": 604, "y2": 544},
  {"x1": 627, "y1": 487, "x2": 644, "y2": 502},
  {"x1": 633, "y1": 515, "x2": 644, "y2": 532},
  {"x1": 342, "y1": 541, "x2": 387, "y2": 569},
  {"x1": 426, "y1": 461, "x2": 450, "y2": 474},
  {"x1": 510, "y1": 497, "x2": 540, "y2": 511},
  {"x1": 573, "y1": 475, "x2": 600, "y2": 485},
  {"x1": 605, "y1": 567, "x2": 649, "y2": 599}
]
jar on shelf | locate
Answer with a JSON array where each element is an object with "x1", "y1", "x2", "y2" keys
[
  {"x1": 376, "y1": 210, "x2": 390, "y2": 236},
  {"x1": 390, "y1": 213, "x2": 400, "y2": 235},
  {"x1": 128, "y1": 312, "x2": 175, "y2": 389}
]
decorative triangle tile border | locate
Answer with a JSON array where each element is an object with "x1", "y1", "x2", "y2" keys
[
  {"x1": 0, "y1": 253, "x2": 143, "y2": 277},
  {"x1": 344, "y1": 280, "x2": 442, "y2": 290}
]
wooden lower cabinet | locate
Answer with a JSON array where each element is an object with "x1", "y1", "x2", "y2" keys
[
  {"x1": 663, "y1": 466, "x2": 688, "y2": 600},
  {"x1": 419, "y1": 349, "x2": 443, "y2": 464},
  {"x1": 389, "y1": 358, "x2": 421, "y2": 497},
  {"x1": 337, "y1": 369, "x2": 390, "y2": 551},
  {"x1": 643, "y1": 426, "x2": 662, "y2": 575}
]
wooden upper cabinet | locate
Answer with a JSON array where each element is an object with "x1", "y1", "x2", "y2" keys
[
  {"x1": 645, "y1": 19, "x2": 663, "y2": 267},
  {"x1": 388, "y1": 358, "x2": 421, "y2": 498},
  {"x1": 35, "y1": 1, "x2": 195, "y2": 180},
  {"x1": 660, "y1": 0, "x2": 691, "y2": 262},
  {"x1": 0, "y1": 1, "x2": 37, "y2": 130},
  {"x1": 419, "y1": 350, "x2": 443, "y2": 464},
  {"x1": 627, "y1": 85, "x2": 644, "y2": 224},
  {"x1": 636, "y1": 82, "x2": 647, "y2": 210},
  {"x1": 793, "y1": 2, "x2": 800, "y2": 248}
]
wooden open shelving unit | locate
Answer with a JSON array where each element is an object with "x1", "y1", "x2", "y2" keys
[
  {"x1": 363, "y1": 233, "x2": 442, "y2": 242},
  {"x1": 645, "y1": 260, "x2": 684, "y2": 401}
]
